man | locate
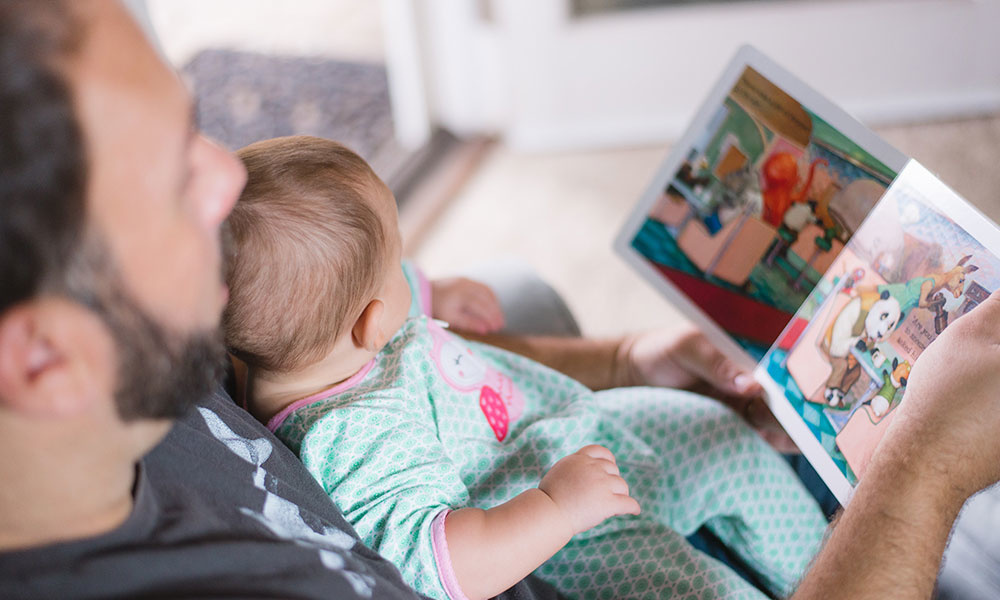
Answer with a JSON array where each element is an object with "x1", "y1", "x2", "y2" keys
[
  {"x1": 0, "y1": 1, "x2": 997, "y2": 598},
  {"x1": 0, "y1": 2, "x2": 441, "y2": 597}
]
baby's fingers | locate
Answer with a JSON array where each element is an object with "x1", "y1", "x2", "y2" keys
[
  {"x1": 463, "y1": 286, "x2": 505, "y2": 331},
  {"x1": 459, "y1": 303, "x2": 504, "y2": 334},
  {"x1": 620, "y1": 495, "x2": 641, "y2": 516},
  {"x1": 607, "y1": 487, "x2": 641, "y2": 517},
  {"x1": 606, "y1": 472, "x2": 629, "y2": 495},
  {"x1": 577, "y1": 444, "x2": 616, "y2": 463}
]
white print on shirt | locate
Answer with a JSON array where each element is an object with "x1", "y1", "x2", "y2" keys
[
  {"x1": 427, "y1": 320, "x2": 525, "y2": 442},
  {"x1": 197, "y1": 406, "x2": 376, "y2": 597}
]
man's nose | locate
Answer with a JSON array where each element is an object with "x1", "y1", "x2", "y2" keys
[{"x1": 198, "y1": 136, "x2": 246, "y2": 228}]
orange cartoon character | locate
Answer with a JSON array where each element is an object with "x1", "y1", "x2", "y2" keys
[{"x1": 760, "y1": 152, "x2": 828, "y2": 227}]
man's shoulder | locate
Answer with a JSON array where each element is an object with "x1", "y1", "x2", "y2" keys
[
  {"x1": 1, "y1": 387, "x2": 565, "y2": 600},
  {"x1": 0, "y1": 388, "x2": 422, "y2": 600}
]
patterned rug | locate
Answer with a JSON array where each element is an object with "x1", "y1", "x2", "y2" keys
[{"x1": 181, "y1": 49, "x2": 420, "y2": 200}]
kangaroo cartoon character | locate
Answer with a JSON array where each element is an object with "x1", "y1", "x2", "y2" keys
[
  {"x1": 821, "y1": 289, "x2": 902, "y2": 408},
  {"x1": 428, "y1": 320, "x2": 524, "y2": 442},
  {"x1": 929, "y1": 255, "x2": 979, "y2": 300},
  {"x1": 884, "y1": 256, "x2": 979, "y2": 318},
  {"x1": 864, "y1": 357, "x2": 911, "y2": 417}
]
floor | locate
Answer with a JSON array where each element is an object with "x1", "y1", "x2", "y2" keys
[{"x1": 144, "y1": 0, "x2": 1000, "y2": 339}]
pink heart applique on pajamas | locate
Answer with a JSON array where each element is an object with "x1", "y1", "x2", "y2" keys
[{"x1": 479, "y1": 386, "x2": 509, "y2": 442}]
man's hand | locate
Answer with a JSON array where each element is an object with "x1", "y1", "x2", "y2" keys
[
  {"x1": 430, "y1": 277, "x2": 505, "y2": 334},
  {"x1": 620, "y1": 327, "x2": 755, "y2": 392},
  {"x1": 620, "y1": 327, "x2": 797, "y2": 452},
  {"x1": 885, "y1": 289, "x2": 1000, "y2": 500},
  {"x1": 792, "y1": 291, "x2": 1000, "y2": 600},
  {"x1": 538, "y1": 445, "x2": 640, "y2": 536}
]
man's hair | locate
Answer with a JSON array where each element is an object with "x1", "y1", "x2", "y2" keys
[
  {"x1": 224, "y1": 136, "x2": 388, "y2": 374},
  {"x1": 0, "y1": 1, "x2": 86, "y2": 313}
]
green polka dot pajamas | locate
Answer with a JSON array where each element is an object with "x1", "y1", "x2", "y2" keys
[{"x1": 270, "y1": 314, "x2": 826, "y2": 600}]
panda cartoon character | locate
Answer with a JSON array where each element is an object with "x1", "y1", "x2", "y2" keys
[{"x1": 821, "y1": 289, "x2": 902, "y2": 408}]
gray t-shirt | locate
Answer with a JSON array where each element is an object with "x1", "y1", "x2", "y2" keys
[{"x1": 0, "y1": 389, "x2": 561, "y2": 600}]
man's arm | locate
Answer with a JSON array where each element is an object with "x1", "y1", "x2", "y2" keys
[
  {"x1": 459, "y1": 332, "x2": 625, "y2": 391},
  {"x1": 464, "y1": 327, "x2": 796, "y2": 451},
  {"x1": 794, "y1": 291, "x2": 1000, "y2": 599},
  {"x1": 792, "y1": 433, "x2": 965, "y2": 598},
  {"x1": 463, "y1": 327, "x2": 752, "y2": 394}
]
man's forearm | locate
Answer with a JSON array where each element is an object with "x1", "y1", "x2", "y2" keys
[
  {"x1": 793, "y1": 436, "x2": 965, "y2": 599},
  {"x1": 460, "y1": 332, "x2": 630, "y2": 391}
]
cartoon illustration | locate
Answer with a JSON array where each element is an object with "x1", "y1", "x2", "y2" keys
[
  {"x1": 882, "y1": 255, "x2": 977, "y2": 316},
  {"x1": 821, "y1": 286, "x2": 901, "y2": 408},
  {"x1": 761, "y1": 153, "x2": 827, "y2": 228},
  {"x1": 630, "y1": 65, "x2": 895, "y2": 355},
  {"x1": 763, "y1": 176, "x2": 1000, "y2": 487},
  {"x1": 804, "y1": 252, "x2": 981, "y2": 410},
  {"x1": 428, "y1": 320, "x2": 524, "y2": 441},
  {"x1": 862, "y1": 357, "x2": 910, "y2": 417}
]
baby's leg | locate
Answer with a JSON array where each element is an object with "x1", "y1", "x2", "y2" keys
[
  {"x1": 598, "y1": 388, "x2": 827, "y2": 597},
  {"x1": 535, "y1": 518, "x2": 768, "y2": 600}
]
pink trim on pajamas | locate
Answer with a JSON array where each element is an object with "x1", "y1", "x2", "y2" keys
[
  {"x1": 431, "y1": 509, "x2": 469, "y2": 600},
  {"x1": 416, "y1": 265, "x2": 433, "y2": 317},
  {"x1": 266, "y1": 359, "x2": 376, "y2": 432}
]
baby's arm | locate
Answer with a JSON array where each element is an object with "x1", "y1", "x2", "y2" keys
[{"x1": 446, "y1": 445, "x2": 639, "y2": 600}]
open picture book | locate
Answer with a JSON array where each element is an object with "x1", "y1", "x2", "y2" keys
[{"x1": 614, "y1": 45, "x2": 1000, "y2": 505}]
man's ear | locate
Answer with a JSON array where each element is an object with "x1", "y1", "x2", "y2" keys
[
  {"x1": 0, "y1": 300, "x2": 111, "y2": 418},
  {"x1": 352, "y1": 299, "x2": 386, "y2": 353}
]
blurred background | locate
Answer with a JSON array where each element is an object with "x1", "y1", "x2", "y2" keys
[{"x1": 130, "y1": 0, "x2": 1000, "y2": 338}]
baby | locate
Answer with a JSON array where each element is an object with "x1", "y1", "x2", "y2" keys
[{"x1": 224, "y1": 136, "x2": 826, "y2": 600}]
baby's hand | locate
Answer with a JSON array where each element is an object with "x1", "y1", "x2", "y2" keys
[
  {"x1": 538, "y1": 445, "x2": 640, "y2": 535},
  {"x1": 430, "y1": 277, "x2": 505, "y2": 334}
]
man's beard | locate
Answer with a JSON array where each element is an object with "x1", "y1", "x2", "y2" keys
[
  {"x1": 103, "y1": 296, "x2": 226, "y2": 421},
  {"x1": 63, "y1": 236, "x2": 227, "y2": 421}
]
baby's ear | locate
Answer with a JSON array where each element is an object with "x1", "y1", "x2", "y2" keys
[{"x1": 352, "y1": 299, "x2": 385, "y2": 353}]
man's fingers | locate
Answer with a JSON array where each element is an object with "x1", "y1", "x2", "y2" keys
[
  {"x1": 961, "y1": 289, "x2": 1000, "y2": 339},
  {"x1": 983, "y1": 288, "x2": 1000, "y2": 309},
  {"x1": 739, "y1": 396, "x2": 796, "y2": 452},
  {"x1": 761, "y1": 430, "x2": 799, "y2": 454},
  {"x1": 679, "y1": 335, "x2": 760, "y2": 398}
]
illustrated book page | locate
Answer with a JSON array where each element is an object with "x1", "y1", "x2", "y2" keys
[
  {"x1": 615, "y1": 45, "x2": 907, "y2": 369},
  {"x1": 755, "y1": 160, "x2": 1000, "y2": 504}
]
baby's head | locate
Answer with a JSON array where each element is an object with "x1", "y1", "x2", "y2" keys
[{"x1": 224, "y1": 136, "x2": 411, "y2": 378}]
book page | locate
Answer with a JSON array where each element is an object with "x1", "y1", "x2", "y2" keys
[
  {"x1": 756, "y1": 160, "x2": 1000, "y2": 505},
  {"x1": 615, "y1": 46, "x2": 906, "y2": 369}
]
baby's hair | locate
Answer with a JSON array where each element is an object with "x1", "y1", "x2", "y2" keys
[{"x1": 224, "y1": 135, "x2": 388, "y2": 374}]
